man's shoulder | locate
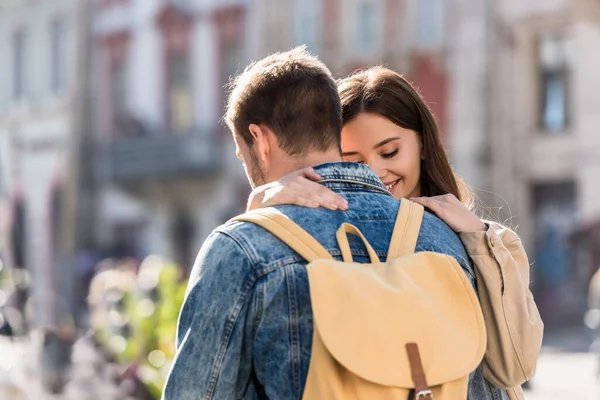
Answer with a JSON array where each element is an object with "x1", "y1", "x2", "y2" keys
[
  {"x1": 420, "y1": 210, "x2": 458, "y2": 235},
  {"x1": 210, "y1": 219, "x2": 264, "y2": 260},
  {"x1": 419, "y1": 211, "x2": 473, "y2": 276},
  {"x1": 218, "y1": 205, "x2": 341, "y2": 235},
  {"x1": 213, "y1": 210, "x2": 311, "y2": 269},
  {"x1": 216, "y1": 214, "x2": 280, "y2": 245},
  {"x1": 215, "y1": 206, "x2": 348, "y2": 266}
]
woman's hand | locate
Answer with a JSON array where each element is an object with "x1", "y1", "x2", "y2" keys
[
  {"x1": 247, "y1": 167, "x2": 348, "y2": 211},
  {"x1": 409, "y1": 194, "x2": 487, "y2": 233}
]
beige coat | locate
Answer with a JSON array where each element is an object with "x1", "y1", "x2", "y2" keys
[{"x1": 460, "y1": 222, "x2": 544, "y2": 400}]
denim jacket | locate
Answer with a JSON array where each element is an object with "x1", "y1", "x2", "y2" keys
[{"x1": 163, "y1": 162, "x2": 508, "y2": 400}]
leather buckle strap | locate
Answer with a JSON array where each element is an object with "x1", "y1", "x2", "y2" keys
[
  {"x1": 416, "y1": 389, "x2": 433, "y2": 400},
  {"x1": 406, "y1": 343, "x2": 433, "y2": 400}
]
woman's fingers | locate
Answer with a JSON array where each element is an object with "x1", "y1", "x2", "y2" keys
[
  {"x1": 410, "y1": 195, "x2": 486, "y2": 233},
  {"x1": 251, "y1": 167, "x2": 348, "y2": 210},
  {"x1": 290, "y1": 196, "x2": 322, "y2": 208},
  {"x1": 296, "y1": 167, "x2": 322, "y2": 182},
  {"x1": 268, "y1": 181, "x2": 346, "y2": 210},
  {"x1": 290, "y1": 167, "x2": 348, "y2": 209},
  {"x1": 315, "y1": 183, "x2": 348, "y2": 210},
  {"x1": 409, "y1": 196, "x2": 444, "y2": 217},
  {"x1": 287, "y1": 176, "x2": 348, "y2": 210}
]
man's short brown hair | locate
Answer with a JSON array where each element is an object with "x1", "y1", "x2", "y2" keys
[{"x1": 225, "y1": 47, "x2": 342, "y2": 156}]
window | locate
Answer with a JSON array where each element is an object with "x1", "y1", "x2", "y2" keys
[
  {"x1": 223, "y1": 41, "x2": 241, "y2": 85},
  {"x1": 168, "y1": 53, "x2": 192, "y2": 134},
  {"x1": 111, "y1": 61, "x2": 127, "y2": 120},
  {"x1": 531, "y1": 181, "x2": 577, "y2": 323},
  {"x1": 105, "y1": 33, "x2": 131, "y2": 136},
  {"x1": 357, "y1": 1, "x2": 375, "y2": 51},
  {"x1": 112, "y1": 222, "x2": 143, "y2": 259},
  {"x1": 11, "y1": 201, "x2": 27, "y2": 269},
  {"x1": 100, "y1": 0, "x2": 129, "y2": 7},
  {"x1": 416, "y1": 0, "x2": 444, "y2": 47},
  {"x1": 12, "y1": 29, "x2": 26, "y2": 100},
  {"x1": 10, "y1": 200, "x2": 28, "y2": 312},
  {"x1": 50, "y1": 187, "x2": 62, "y2": 259},
  {"x1": 170, "y1": 209, "x2": 195, "y2": 274},
  {"x1": 294, "y1": 0, "x2": 320, "y2": 51},
  {"x1": 538, "y1": 34, "x2": 569, "y2": 133},
  {"x1": 51, "y1": 18, "x2": 68, "y2": 93},
  {"x1": 222, "y1": 40, "x2": 241, "y2": 109}
]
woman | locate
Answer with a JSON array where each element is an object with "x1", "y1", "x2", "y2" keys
[{"x1": 247, "y1": 67, "x2": 543, "y2": 400}]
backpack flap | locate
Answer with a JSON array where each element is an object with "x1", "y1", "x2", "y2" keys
[{"x1": 307, "y1": 252, "x2": 487, "y2": 388}]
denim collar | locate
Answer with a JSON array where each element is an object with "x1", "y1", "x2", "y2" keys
[{"x1": 312, "y1": 162, "x2": 393, "y2": 196}]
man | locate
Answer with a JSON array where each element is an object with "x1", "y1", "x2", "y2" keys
[{"x1": 163, "y1": 47, "x2": 505, "y2": 399}]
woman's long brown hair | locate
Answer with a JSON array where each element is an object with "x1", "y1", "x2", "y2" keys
[{"x1": 338, "y1": 67, "x2": 472, "y2": 207}]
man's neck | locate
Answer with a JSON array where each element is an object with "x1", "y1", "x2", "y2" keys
[
  {"x1": 270, "y1": 150, "x2": 342, "y2": 181},
  {"x1": 297, "y1": 150, "x2": 343, "y2": 170}
]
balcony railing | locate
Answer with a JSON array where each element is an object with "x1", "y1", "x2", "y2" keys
[{"x1": 108, "y1": 129, "x2": 225, "y2": 184}]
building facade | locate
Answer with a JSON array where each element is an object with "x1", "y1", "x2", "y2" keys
[
  {"x1": 0, "y1": 0, "x2": 81, "y2": 326},
  {"x1": 3, "y1": 0, "x2": 597, "y2": 329},
  {"x1": 249, "y1": 0, "x2": 451, "y2": 140},
  {"x1": 485, "y1": 0, "x2": 600, "y2": 324},
  {"x1": 92, "y1": 0, "x2": 250, "y2": 273}
]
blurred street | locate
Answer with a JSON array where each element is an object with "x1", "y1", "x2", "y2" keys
[
  {"x1": 525, "y1": 326, "x2": 600, "y2": 400},
  {"x1": 0, "y1": 333, "x2": 127, "y2": 400},
  {"x1": 1, "y1": 326, "x2": 598, "y2": 399},
  {"x1": 526, "y1": 352, "x2": 598, "y2": 400}
]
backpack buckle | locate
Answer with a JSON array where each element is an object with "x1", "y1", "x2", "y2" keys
[{"x1": 416, "y1": 389, "x2": 433, "y2": 399}]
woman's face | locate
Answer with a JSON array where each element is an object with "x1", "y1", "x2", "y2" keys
[{"x1": 341, "y1": 112, "x2": 422, "y2": 199}]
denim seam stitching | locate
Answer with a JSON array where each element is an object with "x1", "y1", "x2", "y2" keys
[
  {"x1": 217, "y1": 229, "x2": 262, "y2": 268},
  {"x1": 319, "y1": 178, "x2": 392, "y2": 196},
  {"x1": 203, "y1": 274, "x2": 257, "y2": 400},
  {"x1": 285, "y1": 265, "x2": 302, "y2": 398}
]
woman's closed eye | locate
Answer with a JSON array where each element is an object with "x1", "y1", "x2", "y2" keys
[{"x1": 381, "y1": 149, "x2": 399, "y2": 159}]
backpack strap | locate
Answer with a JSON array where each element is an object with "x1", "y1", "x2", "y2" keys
[
  {"x1": 406, "y1": 343, "x2": 433, "y2": 400},
  {"x1": 386, "y1": 200, "x2": 425, "y2": 261},
  {"x1": 230, "y1": 208, "x2": 333, "y2": 263},
  {"x1": 336, "y1": 223, "x2": 380, "y2": 264}
]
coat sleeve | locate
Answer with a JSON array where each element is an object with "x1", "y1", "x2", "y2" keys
[{"x1": 459, "y1": 222, "x2": 544, "y2": 388}]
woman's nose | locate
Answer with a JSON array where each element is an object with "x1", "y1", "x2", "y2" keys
[{"x1": 368, "y1": 160, "x2": 386, "y2": 180}]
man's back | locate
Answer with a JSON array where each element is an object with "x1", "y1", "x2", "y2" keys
[{"x1": 164, "y1": 163, "x2": 502, "y2": 400}]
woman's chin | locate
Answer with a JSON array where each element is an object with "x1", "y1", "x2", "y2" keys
[{"x1": 390, "y1": 184, "x2": 406, "y2": 200}]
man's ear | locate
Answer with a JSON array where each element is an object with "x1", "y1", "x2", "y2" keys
[{"x1": 248, "y1": 124, "x2": 271, "y2": 165}]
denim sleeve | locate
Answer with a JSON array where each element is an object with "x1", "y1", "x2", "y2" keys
[
  {"x1": 163, "y1": 231, "x2": 259, "y2": 400},
  {"x1": 418, "y1": 212, "x2": 476, "y2": 289},
  {"x1": 448, "y1": 241, "x2": 477, "y2": 291}
]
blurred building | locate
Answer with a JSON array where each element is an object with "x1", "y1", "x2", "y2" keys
[
  {"x1": 91, "y1": 0, "x2": 250, "y2": 272},
  {"x1": 250, "y1": 0, "x2": 451, "y2": 141},
  {"x1": 0, "y1": 0, "x2": 81, "y2": 326},
  {"x1": 481, "y1": 0, "x2": 600, "y2": 325},
  {"x1": 1, "y1": 0, "x2": 598, "y2": 330}
]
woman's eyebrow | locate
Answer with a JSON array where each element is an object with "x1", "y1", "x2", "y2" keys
[{"x1": 373, "y1": 137, "x2": 400, "y2": 149}]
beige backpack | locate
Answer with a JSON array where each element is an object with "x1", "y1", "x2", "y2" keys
[{"x1": 234, "y1": 200, "x2": 486, "y2": 400}]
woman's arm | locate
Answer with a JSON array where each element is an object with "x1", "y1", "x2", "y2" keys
[
  {"x1": 459, "y1": 223, "x2": 543, "y2": 388},
  {"x1": 247, "y1": 167, "x2": 348, "y2": 211},
  {"x1": 410, "y1": 194, "x2": 543, "y2": 388}
]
